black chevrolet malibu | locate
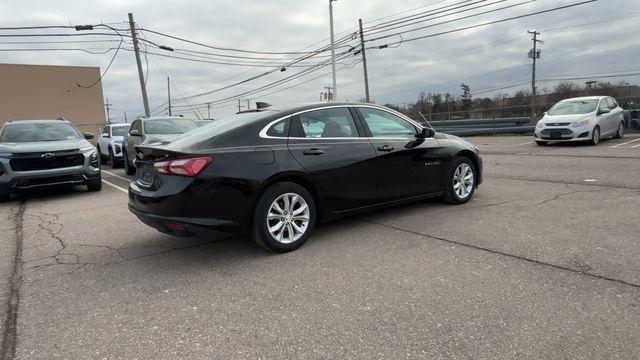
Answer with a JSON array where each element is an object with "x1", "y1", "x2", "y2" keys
[{"x1": 129, "y1": 103, "x2": 482, "y2": 252}]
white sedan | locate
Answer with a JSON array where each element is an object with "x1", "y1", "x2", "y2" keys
[{"x1": 534, "y1": 96, "x2": 625, "y2": 146}]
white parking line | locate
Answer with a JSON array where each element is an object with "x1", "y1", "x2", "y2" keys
[
  {"x1": 633, "y1": 143, "x2": 640, "y2": 148},
  {"x1": 516, "y1": 141, "x2": 533, "y2": 146},
  {"x1": 102, "y1": 170, "x2": 131, "y2": 182},
  {"x1": 102, "y1": 179, "x2": 128, "y2": 194},
  {"x1": 610, "y1": 137, "x2": 640, "y2": 148}
]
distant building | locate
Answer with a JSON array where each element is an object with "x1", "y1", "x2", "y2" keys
[{"x1": 0, "y1": 63, "x2": 106, "y2": 135}]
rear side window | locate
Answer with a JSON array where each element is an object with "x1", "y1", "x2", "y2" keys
[
  {"x1": 266, "y1": 119, "x2": 289, "y2": 137},
  {"x1": 291, "y1": 108, "x2": 358, "y2": 138}
]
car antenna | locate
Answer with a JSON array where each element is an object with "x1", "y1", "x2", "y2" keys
[{"x1": 418, "y1": 111, "x2": 435, "y2": 131}]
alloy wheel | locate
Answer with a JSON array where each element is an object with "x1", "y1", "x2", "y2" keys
[
  {"x1": 453, "y1": 163, "x2": 474, "y2": 200},
  {"x1": 267, "y1": 193, "x2": 310, "y2": 244},
  {"x1": 592, "y1": 128, "x2": 600, "y2": 145},
  {"x1": 617, "y1": 124, "x2": 624, "y2": 138}
]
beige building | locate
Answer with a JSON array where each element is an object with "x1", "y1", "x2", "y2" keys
[{"x1": 0, "y1": 63, "x2": 106, "y2": 136}]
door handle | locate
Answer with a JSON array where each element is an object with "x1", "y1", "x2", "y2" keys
[
  {"x1": 303, "y1": 148, "x2": 325, "y2": 156},
  {"x1": 377, "y1": 145, "x2": 394, "y2": 152}
]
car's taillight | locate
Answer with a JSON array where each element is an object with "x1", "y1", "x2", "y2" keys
[{"x1": 154, "y1": 156, "x2": 212, "y2": 177}]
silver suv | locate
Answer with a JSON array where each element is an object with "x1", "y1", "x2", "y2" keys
[{"x1": 0, "y1": 119, "x2": 102, "y2": 201}]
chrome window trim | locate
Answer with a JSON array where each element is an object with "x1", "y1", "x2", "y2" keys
[{"x1": 258, "y1": 104, "x2": 424, "y2": 140}]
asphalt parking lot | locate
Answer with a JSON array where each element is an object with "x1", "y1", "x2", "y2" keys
[{"x1": 1, "y1": 134, "x2": 640, "y2": 359}]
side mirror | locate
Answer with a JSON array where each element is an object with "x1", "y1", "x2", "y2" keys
[
  {"x1": 129, "y1": 129, "x2": 141, "y2": 136},
  {"x1": 598, "y1": 108, "x2": 610, "y2": 115},
  {"x1": 101, "y1": 133, "x2": 110, "y2": 138},
  {"x1": 417, "y1": 127, "x2": 434, "y2": 138},
  {"x1": 84, "y1": 132, "x2": 94, "y2": 140}
]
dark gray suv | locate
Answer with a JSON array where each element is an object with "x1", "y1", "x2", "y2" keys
[
  {"x1": 122, "y1": 116, "x2": 198, "y2": 175},
  {"x1": 0, "y1": 119, "x2": 102, "y2": 201}
]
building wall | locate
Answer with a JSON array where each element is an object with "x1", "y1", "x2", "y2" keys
[{"x1": 0, "y1": 63, "x2": 106, "y2": 137}]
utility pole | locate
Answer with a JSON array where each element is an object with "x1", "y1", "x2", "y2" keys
[
  {"x1": 129, "y1": 13, "x2": 150, "y2": 117},
  {"x1": 528, "y1": 30, "x2": 542, "y2": 122},
  {"x1": 206, "y1": 102, "x2": 211, "y2": 120},
  {"x1": 357, "y1": 19, "x2": 371, "y2": 103},
  {"x1": 123, "y1": 111, "x2": 128, "y2": 123},
  {"x1": 167, "y1": 77, "x2": 172, "y2": 116},
  {"x1": 329, "y1": 0, "x2": 338, "y2": 101},
  {"x1": 246, "y1": 99, "x2": 251, "y2": 110},
  {"x1": 104, "y1": 98, "x2": 112, "y2": 123},
  {"x1": 237, "y1": 98, "x2": 242, "y2": 112}
]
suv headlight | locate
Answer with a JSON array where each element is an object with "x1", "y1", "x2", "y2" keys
[
  {"x1": 572, "y1": 117, "x2": 591, "y2": 128},
  {"x1": 89, "y1": 151, "x2": 99, "y2": 167},
  {"x1": 536, "y1": 121, "x2": 545, "y2": 129}
]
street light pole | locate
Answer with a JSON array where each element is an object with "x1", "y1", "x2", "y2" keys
[{"x1": 329, "y1": 0, "x2": 338, "y2": 101}]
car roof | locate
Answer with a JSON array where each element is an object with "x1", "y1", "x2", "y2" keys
[
  {"x1": 137, "y1": 116, "x2": 196, "y2": 121},
  {"x1": 106, "y1": 123, "x2": 130, "y2": 127},
  {"x1": 560, "y1": 96, "x2": 609, "y2": 102},
  {"x1": 274, "y1": 101, "x2": 385, "y2": 115},
  {"x1": 4, "y1": 119, "x2": 73, "y2": 125}
]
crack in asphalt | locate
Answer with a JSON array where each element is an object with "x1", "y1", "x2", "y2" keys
[
  {"x1": 359, "y1": 184, "x2": 639, "y2": 290},
  {"x1": 489, "y1": 175, "x2": 640, "y2": 190},
  {"x1": 1, "y1": 200, "x2": 25, "y2": 360},
  {"x1": 21, "y1": 209, "x2": 239, "y2": 275}
]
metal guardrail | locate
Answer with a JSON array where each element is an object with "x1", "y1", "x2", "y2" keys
[{"x1": 427, "y1": 117, "x2": 534, "y2": 137}]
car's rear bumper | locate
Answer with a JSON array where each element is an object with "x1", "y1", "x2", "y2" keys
[
  {"x1": 128, "y1": 205, "x2": 243, "y2": 237},
  {"x1": 128, "y1": 180, "x2": 252, "y2": 236}
]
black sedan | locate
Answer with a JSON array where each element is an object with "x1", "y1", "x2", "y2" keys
[{"x1": 129, "y1": 103, "x2": 482, "y2": 252}]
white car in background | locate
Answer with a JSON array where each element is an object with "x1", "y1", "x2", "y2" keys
[
  {"x1": 97, "y1": 123, "x2": 130, "y2": 168},
  {"x1": 534, "y1": 96, "x2": 625, "y2": 146}
]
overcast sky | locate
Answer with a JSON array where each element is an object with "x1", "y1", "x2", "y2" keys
[{"x1": 1, "y1": 0, "x2": 639, "y2": 120}]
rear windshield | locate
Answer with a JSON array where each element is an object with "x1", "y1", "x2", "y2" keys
[
  {"x1": 0, "y1": 123, "x2": 81, "y2": 142},
  {"x1": 111, "y1": 126, "x2": 129, "y2": 137},
  {"x1": 548, "y1": 100, "x2": 599, "y2": 115},
  {"x1": 164, "y1": 111, "x2": 277, "y2": 148},
  {"x1": 144, "y1": 119, "x2": 198, "y2": 134}
]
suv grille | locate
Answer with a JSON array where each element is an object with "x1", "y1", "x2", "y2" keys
[
  {"x1": 10, "y1": 152, "x2": 84, "y2": 171},
  {"x1": 545, "y1": 122, "x2": 571, "y2": 127}
]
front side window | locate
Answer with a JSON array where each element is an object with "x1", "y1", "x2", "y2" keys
[
  {"x1": 0, "y1": 122, "x2": 81, "y2": 142},
  {"x1": 144, "y1": 119, "x2": 198, "y2": 135},
  {"x1": 102, "y1": 126, "x2": 110, "y2": 136},
  {"x1": 358, "y1": 107, "x2": 416, "y2": 138},
  {"x1": 548, "y1": 100, "x2": 599, "y2": 115},
  {"x1": 293, "y1": 108, "x2": 358, "y2": 138},
  {"x1": 606, "y1": 98, "x2": 617, "y2": 109}
]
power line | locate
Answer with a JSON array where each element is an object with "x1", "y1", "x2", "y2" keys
[
  {"x1": 365, "y1": 0, "x2": 539, "y2": 42},
  {"x1": 139, "y1": 27, "x2": 353, "y2": 56},
  {"x1": 365, "y1": 0, "x2": 598, "y2": 47},
  {"x1": 0, "y1": 47, "x2": 119, "y2": 54},
  {"x1": 76, "y1": 24, "x2": 125, "y2": 88}
]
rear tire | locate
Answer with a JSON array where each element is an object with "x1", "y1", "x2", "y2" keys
[
  {"x1": 123, "y1": 149, "x2": 136, "y2": 175},
  {"x1": 442, "y1": 157, "x2": 476, "y2": 205},
  {"x1": 589, "y1": 126, "x2": 600, "y2": 146},
  {"x1": 86, "y1": 174, "x2": 102, "y2": 192},
  {"x1": 251, "y1": 182, "x2": 316, "y2": 253},
  {"x1": 535, "y1": 141, "x2": 547, "y2": 146}
]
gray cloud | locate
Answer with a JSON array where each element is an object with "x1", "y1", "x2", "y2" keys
[{"x1": 1, "y1": 0, "x2": 638, "y2": 120}]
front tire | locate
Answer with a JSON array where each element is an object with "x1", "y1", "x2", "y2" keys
[
  {"x1": 97, "y1": 146, "x2": 107, "y2": 163},
  {"x1": 108, "y1": 148, "x2": 120, "y2": 169},
  {"x1": 589, "y1": 126, "x2": 600, "y2": 146},
  {"x1": 614, "y1": 122, "x2": 624, "y2": 139},
  {"x1": 123, "y1": 149, "x2": 136, "y2": 175},
  {"x1": 86, "y1": 174, "x2": 102, "y2": 192},
  {"x1": 442, "y1": 157, "x2": 476, "y2": 205},
  {"x1": 251, "y1": 182, "x2": 316, "y2": 253}
]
